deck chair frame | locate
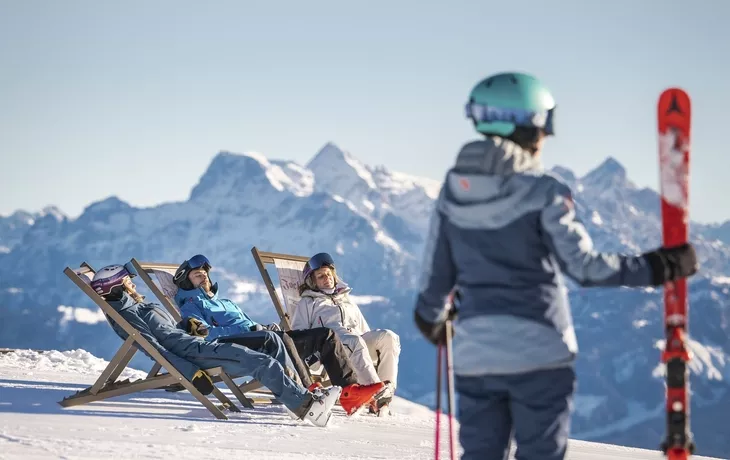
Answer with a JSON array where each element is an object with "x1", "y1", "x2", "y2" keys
[
  {"x1": 250, "y1": 247, "x2": 310, "y2": 331},
  {"x1": 128, "y1": 258, "x2": 260, "y2": 407},
  {"x1": 129, "y1": 258, "x2": 308, "y2": 397},
  {"x1": 250, "y1": 247, "x2": 330, "y2": 386},
  {"x1": 59, "y1": 262, "x2": 251, "y2": 419}
]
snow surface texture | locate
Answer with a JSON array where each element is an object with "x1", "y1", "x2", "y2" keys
[{"x1": 0, "y1": 350, "x2": 724, "y2": 460}]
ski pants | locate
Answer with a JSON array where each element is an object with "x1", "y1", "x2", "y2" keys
[
  {"x1": 221, "y1": 327, "x2": 359, "y2": 388},
  {"x1": 456, "y1": 366, "x2": 575, "y2": 460},
  {"x1": 335, "y1": 328, "x2": 401, "y2": 387},
  {"x1": 361, "y1": 329, "x2": 401, "y2": 388},
  {"x1": 172, "y1": 330, "x2": 312, "y2": 414}
]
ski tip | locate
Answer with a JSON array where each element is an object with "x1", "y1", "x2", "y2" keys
[{"x1": 658, "y1": 88, "x2": 691, "y2": 130}]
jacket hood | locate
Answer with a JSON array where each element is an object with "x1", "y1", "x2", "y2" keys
[
  {"x1": 440, "y1": 137, "x2": 548, "y2": 221},
  {"x1": 453, "y1": 137, "x2": 542, "y2": 177}
]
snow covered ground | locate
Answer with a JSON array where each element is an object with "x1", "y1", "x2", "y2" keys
[{"x1": 0, "y1": 350, "x2": 723, "y2": 460}]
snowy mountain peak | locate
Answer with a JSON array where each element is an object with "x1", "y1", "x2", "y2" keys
[
  {"x1": 1, "y1": 209, "x2": 34, "y2": 223},
  {"x1": 307, "y1": 142, "x2": 378, "y2": 191},
  {"x1": 190, "y1": 150, "x2": 314, "y2": 202},
  {"x1": 550, "y1": 165, "x2": 577, "y2": 186},
  {"x1": 582, "y1": 157, "x2": 629, "y2": 187},
  {"x1": 0, "y1": 210, "x2": 38, "y2": 251},
  {"x1": 38, "y1": 205, "x2": 66, "y2": 220},
  {"x1": 82, "y1": 196, "x2": 131, "y2": 216},
  {"x1": 302, "y1": 143, "x2": 439, "y2": 240},
  {"x1": 307, "y1": 141, "x2": 348, "y2": 165}
]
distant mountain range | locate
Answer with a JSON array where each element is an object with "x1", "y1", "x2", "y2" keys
[{"x1": 2, "y1": 142, "x2": 728, "y2": 457}]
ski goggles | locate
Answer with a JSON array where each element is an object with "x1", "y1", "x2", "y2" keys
[
  {"x1": 465, "y1": 102, "x2": 555, "y2": 135},
  {"x1": 122, "y1": 261, "x2": 139, "y2": 278},
  {"x1": 174, "y1": 254, "x2": 212, "y2": 284},
  {"x1": 303, "y1": 252, "x2": 335, "y2": 279}
]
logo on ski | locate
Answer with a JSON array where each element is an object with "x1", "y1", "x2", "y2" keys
[{"x1": 665, "y1": 93, "x2": 684, "y2": 116}]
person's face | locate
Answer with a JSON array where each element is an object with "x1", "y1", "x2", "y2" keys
[
  {"x1": 122, "y1": 276, "x2": 137, "y2": 293},
  {"x1": 122, "y1": 276, "x2": 144, "y2": 302},
  {"x1": 188, "y1": 268, "x2": 211, "y2": 290},
  {"x1": 313, "y1": 266, "x2": 335, "y2": 290}
]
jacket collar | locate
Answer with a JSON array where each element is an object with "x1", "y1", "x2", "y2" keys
[
  {"x1": 454, "y1": 136, "x2": 542, "y2": 176},
  {"x1": 107, "y1": 291, "x2": 139, "y2": 311},
  {"x1": 176, "y1": 282, "x2": 219, "y2": 300},
  {"x1": 301, "y1": 282, "x2": 352, "y2": 299}
]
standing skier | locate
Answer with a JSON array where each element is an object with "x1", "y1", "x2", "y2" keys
[{"x1": 413, "y1": 71, "x2": 699, "y2": 460}]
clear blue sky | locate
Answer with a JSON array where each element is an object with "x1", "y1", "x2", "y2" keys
[{"x1": 1, "y1": 0, "x2": 728, "y2": 223}]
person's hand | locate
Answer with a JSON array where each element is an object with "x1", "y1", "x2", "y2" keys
[
  {"x1": 266, "y1": 322, "x2": 282, "y2": 332},
  {"x1": 643, "y1": 243, "x2": 698, "y2": 285},
  {"x1": 414, "y1": 310, "x2": 456, "y2": 346},
  {"x1": 186, "y1": 318, "x2": 209, "y2": 337}
]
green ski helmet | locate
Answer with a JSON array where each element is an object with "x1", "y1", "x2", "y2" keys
[{"x1": 465, "y1": 72, "x2": 556, "y2": 137}]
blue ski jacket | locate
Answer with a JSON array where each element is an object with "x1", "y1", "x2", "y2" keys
[
  {"x1": 414, "y1": 137, "x2": 654, "y2": 376},
  {"x1": 175, "y1": 284, "x2": 258, "y2": 341}
]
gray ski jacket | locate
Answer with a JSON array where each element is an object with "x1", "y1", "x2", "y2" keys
[{"x1": 414, "y1": 137, "x2": 654, "y2": 376}]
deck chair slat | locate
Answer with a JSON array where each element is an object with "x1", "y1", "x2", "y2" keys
[
  {"x1": 90, "y1": 337, "x2": 137, "y2": 395},
  {"x1": 59, "y1": 373, "x2": 180, "y2": 407},
  {"x1": 129, "y1": 258, "x2": 182, "y2": 322},
  {"x1": 252, "y1": 247, "x2": 293, "y2": 331},
  {"x1": 254, "y1": 249, "x2": 310, "y2": 265}
]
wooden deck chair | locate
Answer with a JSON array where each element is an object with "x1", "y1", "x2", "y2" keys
[
  {"x1": 126, "y1": 259, "x2": 262, "y2": 405},
  {"x1": 250, "y1": 247, "x2": 330, "y2": 385},
  {"x1": 128, "y1": 258, "x2": 307, "y2": 398},
  {"x1": 59, "y1": 262, "x2": 252, "y2": 419}
]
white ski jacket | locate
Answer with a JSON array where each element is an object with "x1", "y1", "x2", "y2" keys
[
  {"x1": 293, "y1": 284, "x2": 402, "y2": 386},
  {"x1": 292, "y1": 284, "x2": 371, "y2": 336}
]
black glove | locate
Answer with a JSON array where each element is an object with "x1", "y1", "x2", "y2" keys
[
  {"x1": 643, "y1": 243, "x2": 699, "y2": 286},
  {"x1": 414, "y1": 310, "x2": 455, "y2": 346},
  {"x1": 304, "y1": 353, "x2": 321, "y2": 367},
  {"x1": 185, "y1": 318, "x2": 209, "y2": 337},
  {"x1": 191, "y1": 370, "x2": 214, "y2": 395}
]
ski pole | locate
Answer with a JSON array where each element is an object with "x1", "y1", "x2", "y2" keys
[
  {"x1": 445, "y1": 319, "x2": 456, "y2": 460},
  {"x1": 435, "y1": 343, "x2": 443, "y2": 460}
]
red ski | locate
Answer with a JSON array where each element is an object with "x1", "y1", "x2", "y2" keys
[{"x1": 657, "y1": 88, "x2": 694, "y2": 459}]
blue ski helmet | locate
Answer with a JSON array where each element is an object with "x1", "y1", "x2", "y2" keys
[{"x1": 303, "y1": 253, "x2": 335, "y2": 280}]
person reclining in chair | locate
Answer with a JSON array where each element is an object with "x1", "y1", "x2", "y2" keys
[
  {"x1": 173, "y1": 254, "x2": 386, "y2": 416},
  {"x1": 294, "y1": 252, "x2": 400, "y2": 416},
  {"x1": 90, "y1": 263, "x2": 341, "y2": 427}
]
